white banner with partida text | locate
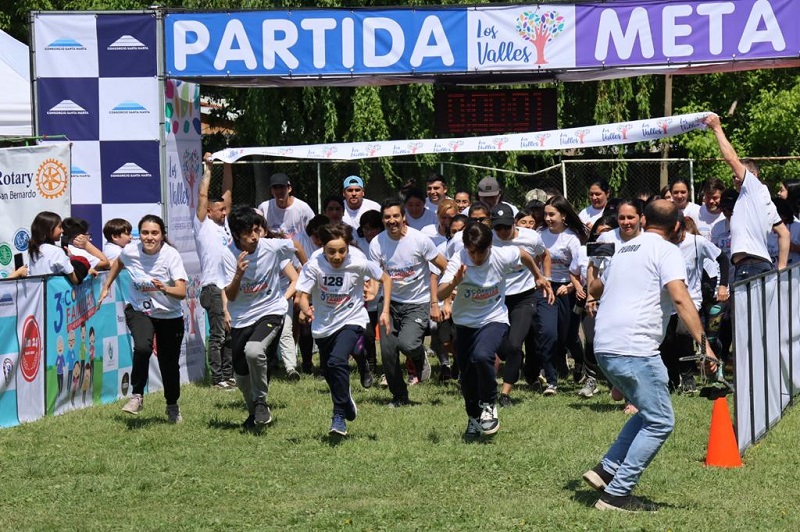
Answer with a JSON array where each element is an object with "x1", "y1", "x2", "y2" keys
[
  {"x1": 0, "y1": 143, "x2": 71, "y2": 277},
  {"x1": 213, "y1": 112, "x2": 709, "y2": 163}
]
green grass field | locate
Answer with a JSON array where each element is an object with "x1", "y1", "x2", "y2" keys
[{"x1": 1, "y1": 368, "x2": 798, "y2": 530}]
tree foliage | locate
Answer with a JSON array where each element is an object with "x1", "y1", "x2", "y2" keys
[{"x1": 3, "y1": 0, "x2": 800, "y2": 190}]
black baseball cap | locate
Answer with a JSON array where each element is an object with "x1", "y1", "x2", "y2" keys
[
  {"x1": 491, "y1": 203, "x2": 515, "y2": 227},
  {"x1": 270, "y1": 173, "x2": 291, "y2": 187}
]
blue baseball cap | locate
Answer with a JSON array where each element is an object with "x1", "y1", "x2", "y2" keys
[{"x1": 343, "y1": 175, "x2": 364, "y2": 188}]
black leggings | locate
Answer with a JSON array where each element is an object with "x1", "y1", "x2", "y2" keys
[{"x1": 125, "y1": 306, "x2": 184, "y2": 405}]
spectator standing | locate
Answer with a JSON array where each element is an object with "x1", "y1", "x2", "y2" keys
[
  {"x1": 257, "y1": 173, "x2": 315, "y2": 240},
  {"x1": 195, "y1": 154, "x2": 235, "y2": 389},
  {"x1": 342, "y1": 175, "x2": 381, "y2": 229},
  {"x1": 578, "y1": 179, "x2": 611, "y2": 229}
]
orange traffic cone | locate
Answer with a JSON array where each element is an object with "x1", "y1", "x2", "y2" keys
[{"x1": 705, "y1": 397, "x2": 743, "y2": 468}]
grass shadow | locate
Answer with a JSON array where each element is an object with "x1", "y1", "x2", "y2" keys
[
  {"x1": 119, "y1": 414, "x2": 168, "y2": 430},
  {"x1": 564, "y1": 479, "x2": 599, "y2": 508},
  {"x1": 206, "y1": 417, "x2": 244, "y2": 431},
  {"x1": 567, "y1": 402, "x2": 625, "y2": 413}
]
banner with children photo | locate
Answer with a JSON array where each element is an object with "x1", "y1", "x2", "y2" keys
[{"x1": 45, "y1": 272, "x2": 133, "y2": 415}]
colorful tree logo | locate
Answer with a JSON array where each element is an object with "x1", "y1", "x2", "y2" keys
[
  {"x1": 537, "y1": 133, "x2": 551, "y2": 146},
  {"x1": 181, "y1": 149, "x2": 201, "y2": 209},
  {"x1": 656, "y1": 119, "x2": 671, "y2": 134},
  {"x1": 617, "y1": 123, "x2": 634, "y2": 140},
  {"x1": 575, "y1": 129, "x2": 590, "y2": 143},
  {"x1": 449, "y1": 140, "x2": 464, "y2": 152},
  {"x1": 367, "y1": 144, "x2": 381, "y2": 157},
  {"x1": 408, "y1": 142, "x2": 423, "y2": 154},
  {"x1": 493, "y1": 137, "x2": 510, "y2": 150},
  {"x1": 516, "y1": 10, "x2": 566, "y2": 65}
]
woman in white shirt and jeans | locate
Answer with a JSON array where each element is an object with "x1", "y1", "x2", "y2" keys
[{"x1": 100, "y1": 215, "x2": 187, "y2": 423}]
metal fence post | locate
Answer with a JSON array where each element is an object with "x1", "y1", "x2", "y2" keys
[
  {"x1": 316, "y1": 162, "x2": 322, "y2": 213},
  {"x1": 561, "y1": 162, "x2": 568, "y2": 199},
  {"x1": 689, "y1": 159, "x2": 695, "y2": 202}
]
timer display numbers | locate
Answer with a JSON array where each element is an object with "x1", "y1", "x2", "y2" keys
[{"x1": 434, "y1": 88, "x2": 557, "y2": 135}]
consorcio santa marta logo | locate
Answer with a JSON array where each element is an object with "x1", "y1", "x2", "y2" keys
[
  {"x1": 45, "y1": 38, "x2": 86, "y2": 51},
  {"x1": 111, "y1": 163, "x2": 152, "y2": 178},
  {"x1": 36, "y1": 158, "x2": 69, "y2": 199},
  {"x1": 107, "y1": 35, "x2": 148, "y2": 51},
  {"x1": 20, "y1": 316, "x2": 41, "y2": 383}
]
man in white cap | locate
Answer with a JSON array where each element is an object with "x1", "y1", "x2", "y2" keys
[
  {"x1": 342, "y1": 175, "x2": 381, "y2": 229},
  {"x1": 257, "y1": 173, "x2": 315, "y2": 240}
]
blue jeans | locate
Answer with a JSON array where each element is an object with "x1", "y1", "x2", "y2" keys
[
  {"x1": 733, "y1": 260, "x2": 772, "y2": 283},
  {"x1": 595, "y1": 352, "x2": 675, "y2": 496}
]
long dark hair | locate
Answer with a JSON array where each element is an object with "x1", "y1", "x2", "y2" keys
[
  {"x1": 29, "y1": 211, "x2": 62, "y2": 260},
  {"x1": 545, "y1": 195, "x2": 589, "y2": 244},
  {"x1": 782, "y1": 179, "x2": 800, "y2": 218}
]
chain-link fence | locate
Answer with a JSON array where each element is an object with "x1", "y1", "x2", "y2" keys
[{"x1": 207, "y1": 156, "x2": 800, "y2": 215}]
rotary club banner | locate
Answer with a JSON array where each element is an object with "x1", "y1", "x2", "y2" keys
[{"x1": 0, "y1": 143, "x2": 71, "y2": 278}]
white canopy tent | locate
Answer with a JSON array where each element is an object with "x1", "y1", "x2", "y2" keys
[{"x1": 0, "y1": 28, "x2": 32, "y2": 137}]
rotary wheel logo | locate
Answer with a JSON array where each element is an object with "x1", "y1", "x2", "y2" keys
[{"x1": 36, "y1": 158, "x2": 69, "y2": 199}]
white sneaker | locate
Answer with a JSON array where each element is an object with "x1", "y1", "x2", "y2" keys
[
  {"x1": 122, "y1": 394, "x2": 143, "y2": 415},
  {"x1": 478, "y1": 402, "x2": 499, "y2": 435},
  {"x1": 166, "y1": 404, "x2": 183, "y2": 423}
]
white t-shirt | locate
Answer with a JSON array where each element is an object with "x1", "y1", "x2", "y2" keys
[
  {"x1": 369, "y1": 227, "x2": 439, "y2": 304},
  {"x1": 578, "y1": 205, "x2": 604, "y2": 227},
  {"x1": 687, "y1": 204, "x2": 724, "y2": 277},
  {"x1": 193, "y1": 216, "x2": 232, "y2": 288},
  {"x1": 710, "y1": 219, "x2": 733, "y2": 282},
  {"x1": 440, "y1": 246, "x2": 521, "y2": 328},
  {"x1": 594, "y1": 232, "x2": 687, "y2": 357},
  {"x1": 256, "y1": 197, "x2": 315, "y2": 240},
  {"x1": 405, "y1": 208, "x2": 438, "y2": 231},
  {"x1": 492, "y1": 227, "x2": 545, "y2": 295},
  {"x1": 294, "y1": 230, "x2": 319, "y2": 259},
  {"x1": 118, "y1": 242, "x2": 187, "y2": 319},
  {"x1": 446, "y1": 230, "x2": 465, "y2": 258},
  {"x1": 28, "y1": 243, "x2": 74, "y2": 277},
  {"x1": 343, "y1": 198, "x2": 381, "y2": 229},
  {"x1": 296, "y1": 252, "x2": 383, "y2": 338},
  {"x1": 678, "y1": 234, "x2": 721, "y2": 310},
  {"x1": 67, "y1": 245, "x2": 101, "y2": 268},
  {"x1": 103, "y1": 242, "x2": 123, "y2": 262},
  {"x1": 540, "y1": 228, "x2": 581, "y2": 283},
  {"x1": 681, "y1": 202, "x2": 701, "y2": 220},
  {"x1": 730, "y1": 171, "x2": 781, "y2": 263},
  {"x1": 766, "y1": 221, "x2": 800, "y2": 265},
  {"x1": 222, "y1": 238, "x2": 296, "y2": 328}
]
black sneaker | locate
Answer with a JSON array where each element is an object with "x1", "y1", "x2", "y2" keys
[
  {"x1": 463, "y1": 417, "x2": 482, "y2": 441},
  {"x1": 254, "y1": 402, "x2": 273, "y2": 426},
  {"x1": 356, "y1": 355, "x2": 374, "y2": 389},
  {"x1": 680, "y1": 373, "x2": 697, "y2": 395},
  {"x1": 582, "y1": 464, "x2": 614, "y2": 492},
  {"x1": 388, "y1": 397, "x2": 410, "y2": 408},
  {"x1": 241, "y1": 414, "x2": 256, "y2": 430},
  {"x1": 439, "y1": 364, "x2": 452, "y2": 383},
  {"x1": 498, "y1": 393, "x2": 513, "y2": 407},
  {"x1": 478, "y1": 402, "x2": 499, "y2": 435},
  {"x1": 595, "y1": 493, "x2": 658, "y2": 513}
]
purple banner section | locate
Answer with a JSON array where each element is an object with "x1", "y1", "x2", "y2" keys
[
  {"x1": 70, "y1": 204, "x2": 103, "y2": 246},
  {"x1": 575, "y1": 0, "x2": 799, "y2": 67},
  {"x1": 37, "y1": 78, "x2": 99, "y2": 140},
  {"x1": 96, "y1": 14, "x2": 157, "y2": 78},
  {"x1": 99, "y1": 141, "x2": 161, "y2": 204}
]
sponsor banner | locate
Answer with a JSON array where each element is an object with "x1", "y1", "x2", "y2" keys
[
  {"x1": 164, "y1": 79, "x2": 207, "y2": 383},
  {"x1": 0, "y1": 144, "x2": 71, "y2": 277},
  {"x1": 96, "y1": 14, "x2": 157, "y2": 78},
  {"x1": 33, "y1": 13, "x2": 99, "y2": 78},
  {"x1": 166, "y1": 1, "x2": 800, "y2": 78},
  {"x1": 65, "y1": 141, "x2": 102, "y2": 205},
  {"x1": 70, "y1": 204, "x2": 103, "y2": 247},
  {"x1": 99, "y1": 77, "x2": 160, "y2": 141},
  {"x1": 100, "y1": 140, "x2": 161, "y2": 204},
  {"x1": 100, "y1": 203, "x2": 162, "y2": 241},
  {"x1": 0, "y1": 286, "x2": 19, "y2": 428},
  {"x1": 214, "y1": 112, "x2": 710, "y2": 163},
  {"x1": 45, "y1": 273, "x2": 133, "y2": 415},
  {"x1": 37, "y1": 77, "x2": 100, "y2": 140},
  {"x1": 15, "y1": 279, "x2": 45, "y2": 423}
]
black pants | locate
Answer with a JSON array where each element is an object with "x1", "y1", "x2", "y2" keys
[
  {"x1": 498, "y1": 288, "x2": 538, "y2": 385},
  {"x1": 659, "y1": 314, "x2": 695, "y2": 389},
  {"x1": 125, "y1": 305, "x2": 185, "y2": 405},
  {"x1": 316, "y1": 325, "x2": 364, "y2": 416}
]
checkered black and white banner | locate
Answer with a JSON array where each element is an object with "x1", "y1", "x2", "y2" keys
[{"x1": 33, "y1": 12, "x2": 162, "y2": 244}]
